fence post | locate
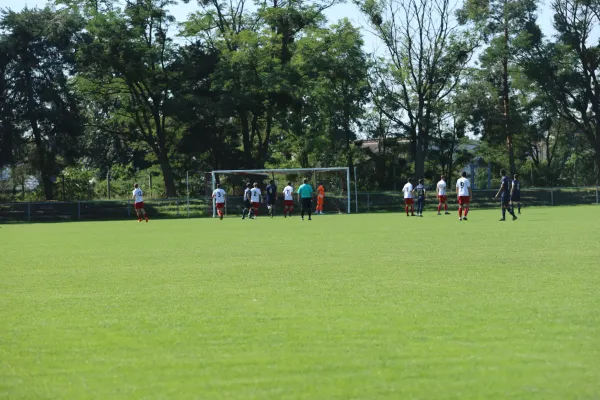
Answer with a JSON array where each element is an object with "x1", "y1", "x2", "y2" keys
[
  {"x1": 27, "y1": 203, "x2": 31, "y2": 222},
  {"x1": 367, "y1": 193, "x2": 370, "y2": 212},
  {"x1": 77, "y1": 201, "x2": 81, "y2": 220},
  {"x1": 550, "y1": 187, "x2": 554, "y2": 206},
  {"x1": 127, "y1": 199, "x2": 130, "y2": 217},
  {"x1": 186, "y1": 171, "x2": 190, "y2": 218},
  {"x1": 596, "y1": 186, "x2": 599, "y2": 204},
  {"x1": 107, "y1": 171, "x2": 111, "y2": 199},
  {"x1": 149, "y1": 174, "x2": 152, "y2": 199},
  {"x1": 177, "y1": 200, "x2": 180, "y2": 217},
  {"x1": 354, "y1": 167, "x2": 358, "y2": 214}
]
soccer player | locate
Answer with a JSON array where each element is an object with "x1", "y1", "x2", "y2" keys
[
  {"x1": 511, "y1": 173, "x2": 522, "y2": 214},
  {"x1": 283, "y1": 181, "x2": 294, "y2": 218},
  {"x1": 297, "y1": 178, "x2": 313, "y2": 221},
  {"x1": 436, "y1": 175, "x2": 450, "y2": 215},
  {"x1": 212, "y1": 183, "x2": 226, "y2": 220},
  {"x1": 315, "y1": 183, "x2": 325, "y2": 214},
  {"x1": 402, "y1": 178, "x2": 415, "y2": 217},
  {"x1": 250, "y1": 182, "x2": 263, "y2": 218},
  {"x1": 495, "y1": 169, "x2": 517, "y2": 221},
  {"x1": 414, "y1": 178, "x2": 426, "y2": 217},
  {"x1": 132, "y1": 183, "x2": 148, "y2": 222},
  {"x1": 265, "y1": 179, "x2": 278, "y2": 218},
  {"x1": 242, "y1": 183, "x2": 253, "y2": 219},
  {"x1": 456, "y1": 171, "x2": 472, "y2": 221}
]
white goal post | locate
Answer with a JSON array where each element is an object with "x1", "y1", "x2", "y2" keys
[{"x1": 210, "y1": 167, "x2": 351, "y2": 217}]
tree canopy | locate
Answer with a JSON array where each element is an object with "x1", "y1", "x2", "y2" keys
[{"x1": 0, "y1": 0, "x2": 597, "y2": 201}]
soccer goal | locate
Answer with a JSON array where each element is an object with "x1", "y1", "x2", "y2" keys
[{"x1": 209, "y1": 167, "x2": 351, "y2": 218}]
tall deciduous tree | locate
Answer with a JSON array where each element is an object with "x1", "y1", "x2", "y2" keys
[
  {"x1": 458, "y1": 0, "x2": 538, "y2": 175},
  {"x1": 293, "y1": 19, "x2": 370, "y2": 170},
  {"x1": 75, "y1": 0, "x2": 181, "y2": 196},
  {"x1": 519, "y1": 0, "x2": 600, "y2": 185},
  {"x1": 182, "y1": 0, "x2": 338, "y2": 168},
  {"x1": 359, "y1": 0, "x2": 477, "y2": 179},
  {"x1": 0, "y1": 7, "x2": 84, "y2": 200}
]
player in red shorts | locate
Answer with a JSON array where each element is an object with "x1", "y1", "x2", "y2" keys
[
  {"x1": 132, "y1": 183, "x2": 148, "y2": 222},
  {"x1": 402, "y1": 178, "x2": 415, "y2": 217},
  {"x1": 455, "y1": 171, "x2": 472, "y2": 221},
  {"x1": 250, "y1": 182, "x2": 263, "y2": 218},
  {"x1": 436, "y1": 175, "x2": 450, "y2": 215},
  {"x1": 212, "y1": 183, "x2": 226, "y2": 220},
  {"x1": 282, "y1": 181, "x2": 294, "y2": 218}
]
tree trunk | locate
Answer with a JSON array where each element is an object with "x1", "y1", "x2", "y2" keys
[
  {"x1": 31, "y1": 121, "x2": 54, "y2": 200},
  {"x1": 595, "y1": 135, "x2": 600, "y2": 186},
  {"x1": 415, "y1": 126, "x2": 426, "y2": 179},
  {"x1": 409, "y1": 126, "x2": 417, "y2": 167},
  {"x1": 503, "y1": 1, "x2": 516, "y2": 175},
  {"x1": 158, "y1": 151, "x2": 177, "y2": 197},
  {"x1": 258, "y1": 104, "x2": 273, "y2": 169},
  {"x1": 240, "y1": 109, "x2": 252, "y2": 167},
  {"x1": 25, "y1": 70, "x2": 54, "y2": 200}
]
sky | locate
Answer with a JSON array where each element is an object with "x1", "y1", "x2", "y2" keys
[{"x1": 1, "y1": 0, "x2": 558, "y2": 56}]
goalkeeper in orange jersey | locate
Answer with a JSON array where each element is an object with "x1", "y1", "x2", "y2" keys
[{"x1": 315, "y1": 183, "x2": 325, "y2": 214}]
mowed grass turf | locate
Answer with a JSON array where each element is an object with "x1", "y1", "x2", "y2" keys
[{"x1": 1, "y1": 207, "x2": 599, "y2": 399}]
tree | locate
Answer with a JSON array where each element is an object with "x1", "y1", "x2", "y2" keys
[
  {"x1": 458, "y1": 0, "x2": 538, "y2": 175},
  {"x1": 292, "y1": 19, "x2": 370, "y2": 170},
  {"x1": 519, "y1": 0, "x2": 600, "y2": 185},
  {"x1": 359, "y1": 0, "x2": 477, "y2": 178},
  {"x1": 427, "y1": 99, "x2": 470, "y2": 183},
  {"x1": 75, "y1": 0, "x2": 181, "y2": 196},
  {"x1": 182, "y1": 0, "x2": 339, "y2": 169},
  {"x1": 0, "y1": 7, "x2": 85, "y2": 200}
]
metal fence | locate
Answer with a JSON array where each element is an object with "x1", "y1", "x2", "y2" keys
[
  {"x1": 354, "y1": 187, "x2": 600, "y2": 213},
  {"x1": 0, "y1": 187, "x2": 597, "y2": 223}
]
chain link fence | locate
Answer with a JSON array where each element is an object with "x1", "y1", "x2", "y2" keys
[{"x1": 0, "y1": 187, "x2": 597, "y2": 223}]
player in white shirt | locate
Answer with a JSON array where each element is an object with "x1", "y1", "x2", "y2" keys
[
  {"x1": 250, "y1": 182, "x2": 263, "y2": 218},
  {"x1": 402, "y1": 178, "x2": 415, "y2": 217},
  {"x1": 211, "y1": 183, "x2": 226, "y2": 220},
  {"x1": 436, "y1": 175, "x2": 450, "y2": 215},
  {"x1": 131, "y1": 183, "x2": 148, "y2": 222},
  {"x1": 282, "y1": 181, "x2": 294, "y2": 218},
  {"x1": 456, "y1": 171, "x2": 472, "y2": 221}
]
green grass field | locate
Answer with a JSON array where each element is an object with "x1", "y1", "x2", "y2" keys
[{"x1": 1, "y1": 207, "x2": 599, "y2": 399}]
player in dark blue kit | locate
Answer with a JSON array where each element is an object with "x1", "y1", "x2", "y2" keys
[
  {"x1": 265, "y1": 180, "x2": 278, "y2": 218},
  {"x1": 414, "y1": 178, "x2": 426, "y2": 217},
  {"x1": 495, "y1": 169, "x2": 517, "y2": 221},
  {"x1": 511, "y1": 174, "x2": 522, "y2": 214},
  {"x1": 242, "y1": 183, "x2": 253, "y2": 219}
]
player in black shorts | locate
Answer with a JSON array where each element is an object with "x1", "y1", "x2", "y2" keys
[
  {"x1": 265, "y1": 180, "x2": 277, "y2": 218},
  {"x1": 511, "y1": 174, "x2": 521, "y2": 214},
  {"x1": 242, "y1": 183, "x2": 253, "y2": 219},
  {"x1": 297, "y1": 178, "x2": 314, "y2": 221},
  {"x1": 495, "y1": 169, "x2": 517, "y2": 221}
]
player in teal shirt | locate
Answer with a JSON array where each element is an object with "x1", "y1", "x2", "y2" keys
[{"x1": 297, "y1": 179, "x2": 313, "y2": 220}]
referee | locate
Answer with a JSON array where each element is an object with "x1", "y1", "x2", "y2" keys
[{"x1": 297, "y1": 178, "x2": 314, "y2": 221}]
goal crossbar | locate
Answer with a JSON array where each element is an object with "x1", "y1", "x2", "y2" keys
[
  {"x1": 211, "y1": 167, "x2": 349, "y2": 174},
  {"x1": 210, "y1": 167, "x2": 351, "y2": 217}
]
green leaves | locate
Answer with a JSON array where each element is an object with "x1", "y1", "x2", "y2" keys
[{"x1": 0, "y1": 7, "x2": 86, "y2": 199}]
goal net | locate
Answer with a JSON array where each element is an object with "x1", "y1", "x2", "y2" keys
[{"x1": 208, "y1": 168, "x2": 351, "y2": 218}]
